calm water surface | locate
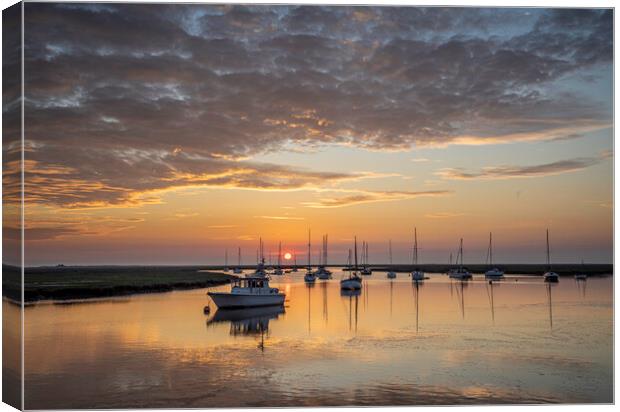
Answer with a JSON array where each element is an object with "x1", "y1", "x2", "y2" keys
[{"x1": 17, "y1": 271, "x2": 613, "y2": 408}]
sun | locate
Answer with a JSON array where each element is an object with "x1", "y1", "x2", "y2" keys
[{"x1": 284, "y1": 252, "x2": 292, "y2": 260}]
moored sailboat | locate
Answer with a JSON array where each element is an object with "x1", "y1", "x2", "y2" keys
[
  {"x1": 449, "y1": 238, "x2": 472, "y2": 280},
  {"x1": 304, "y1": 230, "x2": 317, "y2": 283},
  {"x1": 273, "y1": 242, "x2": 284, "y2": 275},
  {"x1": 341, "y1": 237, "x2": 362, "y2": 290},
  {"x1": 484, "y1": 232, "x2": 504, "y2": 280},
  {"x1": 387, "y1": 240, "x2": 396, "y2": 279},
  {"x1": 411, "y1": 228, "x2": 425, "y2": 281},
  {"x1": 250, "y1": 238, "x2": 268, "y2": 278},
  {"x1": 543, "y1": 229, "x2": 559, "y2": 283},
  {"x1": 575, "y1": 259, "x2": 587, "y2": 280},
  {"x1": 317, "y1": 234, "x2": 332, "y2": 279},
  {"x1": 233, "y1": 247, "x2": 243, "y2": 274},
  {"x1": 360, "y1": 241, "x2": 372, "y2": 275}
]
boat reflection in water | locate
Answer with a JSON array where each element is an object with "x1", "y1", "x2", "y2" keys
[
  {"x1": 546, "y1": 282, "x2": 555, "y2": 329},
  {"x1": 207, "y1": 305, "x2": 285, "y2": 351},
  {"x1": 485, "y1": 280, "x2": 498, "y2": 324},
  {"x1": 575, "y1": 277, "x2": 587, "y2": 298},
  {"x1": 411, "y1": 280, "x2": 423, "y2": 332},
  {"x1": 452, "y1": 279, "x2": 469, "y2": 319},
  {"x1": 341, "y1": 288, "x2": 360, "y2": 332}
]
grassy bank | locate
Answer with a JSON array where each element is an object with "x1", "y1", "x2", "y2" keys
[{"x1": 3, "y1": 265, "x2": 236, "y2": 303}]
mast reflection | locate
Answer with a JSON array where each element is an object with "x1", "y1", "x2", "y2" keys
[{"x1": 341, "y1": 289, "x2": 360, "y2": 333}]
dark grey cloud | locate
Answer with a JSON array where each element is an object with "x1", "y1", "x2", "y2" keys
[
  {"x1": 13, "y1": 4, "x2": 613, "y2": 207},
  {"x1": 437, "y1": 152, "x2": 612, "y2": 180}
]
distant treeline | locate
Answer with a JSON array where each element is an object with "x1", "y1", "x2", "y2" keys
[{"x1": 200, "y1": 263, "x2": 613, "y2": 276}]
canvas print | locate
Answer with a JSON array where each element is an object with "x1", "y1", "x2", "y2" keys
[{"x1": 2, "y1": 2, "x2": 614, "y2": 409}]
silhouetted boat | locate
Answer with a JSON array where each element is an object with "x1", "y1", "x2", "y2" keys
[
  {"x1": 575, "y1": 260, "x2": 587, "y2": 280},
  {"x1": 485, "y1": 232, "x2": 504, "y2": 280},
  {"x1": 304, "y1": 230, "x2": 317, "y2": 283},
  {"x1": 317, "y1": 234, "x2": 332, "y2": 279},
  {"x1": 387, "y1": 240, "x2": 396, "y2": 279},
  {"x1": 411, "y1": 227, "x2": 425, "y2": 281},
  {"x1": 449, "y1": 238, "x2": 472, "y2": 280},
  {"x1": 341, "y1": 237, "x2": 362, "y2": 290},
  {"x1": 250, "y1": 238, "x2": 268, "y2": 278},
  {"x1": 360, "y1": 241, "x2": 372, "y2": 275},
  {"x1": 233, "y1": 247, "x2": 243, "y2": 274},
  {"x1": 543, "y1": 229, "x2": 559, "y2": 283},
  {"x1": 273, "y1": 242, "x2": 284, "y2": 275}
]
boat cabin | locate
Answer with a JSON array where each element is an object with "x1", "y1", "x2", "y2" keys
[{"x1": 231, "y1": 277, "x2": 280, "y2": 295}]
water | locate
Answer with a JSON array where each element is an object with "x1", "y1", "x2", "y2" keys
[{"x1": 14, "y1": 271, "x2": 613, "y2": 408}]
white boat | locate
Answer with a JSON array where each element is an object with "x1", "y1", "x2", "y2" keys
[
  {"x1": 449, "y1": 238, "x2": 472, "y2": 280},
  {"x1": 304, "y1": 230, "x2": 317, "y2": 283},
  {"x1": 232, "y1": 247, "x2": 243, "y2": 274},
  {"x1": 543, "y1": 229, "x2": 559, "y2": 283},
  {"x1": 411, "y1": 227, "x2": 425, "y2": 281},
  {"x1": 387, "y1": 240, "x2": 397, "y2": 279},
  {"x1": 484, "y1": 232, "x2": 504, "y2": 280},
  {"x1": 208, "y1": 277, "x2": 285, "y2": 308},
  {"x1": 341, "y1": 237, "x2": 362, "y2": 290}
]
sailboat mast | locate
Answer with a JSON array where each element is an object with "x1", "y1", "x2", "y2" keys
[
  {"x1": 354, "y1": 236, "x2": 358, "y2": 270},
  {"x1": 225, "y1": 249, "x2": 228, "y2": 267},
  {"x1": 389, "y1": 240, "x2": 393, "y2": 265},
  {"x1": 278, "y1": 242, "x2": 282, "y2": 267},
  {"x1": 307, "y1": 229, "x2": 311, "y2": 268},
  {"x1": 238, "y1": 247, "x2": 241, "y2": 266},
  {"x1": 489, "y1": 232, "x2": 493, "y2": 266},
  {"x1": 459, "y1": 238, "x2": 464, "y2": 269},
  {"x1": 324, "y1": 234, "x2": 328, "y2": 267},
  {"x1": 546, "y1": 229, "x2": 551, "y2": 269},
  {"x1": 414, "y1": 228, "x2": 418, "y2": 266}
]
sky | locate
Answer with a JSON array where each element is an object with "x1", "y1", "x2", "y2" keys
[{"x1": 3, "y1": 4, "x2": 613, "y2": 266}]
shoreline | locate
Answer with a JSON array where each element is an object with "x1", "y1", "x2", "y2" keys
[{"x1": 3, "y1": 265, "x2": 236, "y2": 304}]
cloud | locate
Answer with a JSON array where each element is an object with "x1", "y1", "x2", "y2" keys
[
  {"x1": 425, "y1": 212, "x2": 466, "y2": 219},
  {"x1": 5, "y1": 151, "x2": 373, "y2": 209},
  {"x1": 436, "y1": 153, "x2": 611, "y2": 180},
  {"x1": 9, "y1": 5, "x2": 612, "y2": 209},
  {"x1": 303, "y1": 190, "x2": 451, "y2": 208}
]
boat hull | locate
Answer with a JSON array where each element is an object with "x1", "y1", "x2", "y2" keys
[
  {"x1": 449, "y1": 272, "x2": 472, "y2": 280},
  {"x1": 208, "y1": 292, "x2": 285, "y2": 309},
  {"x1": 304, "y1": 274, "x2": 317, "y2": 282},
  {"x1": 412, "y1": 271, "x2": 425, "y2": 281},
  {"x1": 387, "y1": 271, "x2": 397, "y2": 279},
  {"x1": 485, "y1": 271, "x2": 504, "y2": 280},
  {"x1": 340, "y1": 278, "x2": 362, "y2": 290},
  {"x1": 543, "y1": 272, "x2": 559, "y2": 283}
]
